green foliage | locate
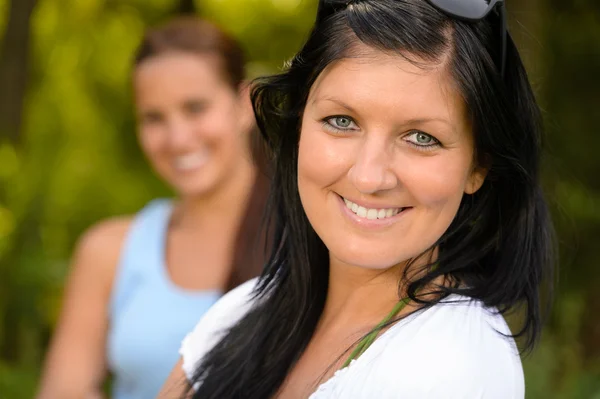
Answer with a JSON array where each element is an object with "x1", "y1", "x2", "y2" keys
[
  {"x1": 0, "y1": 0, "x2": 599, "y2": 398},
  {"x1": 0, "y1": 0, "x2": 315, "y2": 396},
  {"x1": 0, "y1": 361, "x2": 38, "y2": 399}
]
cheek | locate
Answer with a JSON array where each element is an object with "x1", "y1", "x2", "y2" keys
[
  {"x1": 198, "y1": 103, "x2": 244, "y2": 146},
  {"x1": 298, "y1": 124, "x2": 354, "y2": 191},
  {"x1": 138, "y1": 128, "x2": 165, "y2": 159},
  {"x1": 402, "y1": 152, "x2": 472, "y2": 211},
  {"x1": 297, "y1": 135, "x2": 316, "y2": 200}
]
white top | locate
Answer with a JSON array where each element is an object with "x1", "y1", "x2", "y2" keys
[{"x1": 180, "y1": 278, "x2": 525, "y2": 398}]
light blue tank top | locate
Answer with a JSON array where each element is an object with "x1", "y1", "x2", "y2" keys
[{"x1": 107, "y1": 200, "x2": 221, "y2": 399}]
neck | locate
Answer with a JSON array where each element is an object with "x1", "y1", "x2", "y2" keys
[
  {"x1": 172, "y1": 159, "x2": 257, "y2": 231},
  {"x1": 320, "y1": 250, "x2": 439, "y2": 332},
  {"x1": 320, "y1": 259, "x2": 405, "y2": 332}
]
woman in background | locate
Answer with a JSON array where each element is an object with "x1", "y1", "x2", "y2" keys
[{"x1": 37, "y1": 17, "x2": 268, "y2": 399}]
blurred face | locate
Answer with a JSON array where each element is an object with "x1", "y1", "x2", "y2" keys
[
  {"x1": 134, "y1": 52, "x2": 252, "y2": 198},
  {"x1": 298, "y1": 47, "x2": 486, "y2": 271}
]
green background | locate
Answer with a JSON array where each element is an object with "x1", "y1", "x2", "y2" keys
[{"x1": 0, "y1": 0, "x2": 598, "y2": 397}]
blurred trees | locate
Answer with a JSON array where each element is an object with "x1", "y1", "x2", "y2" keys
[
  {"x1": 523, "y1": 2, "x2": 600, "y2": 397},
  {"x1": 0, "y1": 0, "x2": 37, "y2": 144},
  {"x1": 0, "y1": 0, "x2": 598, "y2": 398},
  {"x1": 0, "y1": 0, "x2": 316, "y2": 396}
]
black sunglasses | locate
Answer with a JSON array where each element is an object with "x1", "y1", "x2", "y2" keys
[
  {"x1": 426, "y1": 0, "x2": 506, "y2": 76},
  {"x1": 317, "y1": 0, "x2": 507, "y2": 77}
]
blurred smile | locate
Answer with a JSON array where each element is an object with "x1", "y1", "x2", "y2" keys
[{"x1": 173, "y1": 150, "x2": 209, "y2": 172}]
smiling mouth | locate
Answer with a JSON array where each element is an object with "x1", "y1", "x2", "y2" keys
[
  {"x1": 342, "y1": 197, "x2": 407, "y2": 220},
  {"x1": 173, "y1": 151, "x2": 209, "y2": 171}
]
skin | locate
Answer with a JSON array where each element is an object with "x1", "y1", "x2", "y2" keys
[
  {"x1": 159, "y1": 45, "x2": 486, "y2": 399},
  {"x1": 36, "y1": 51, "x2": 256, "y2": 399},
  {"x1": 135, "y1": 52, "x2": 255, "y2": 202}
]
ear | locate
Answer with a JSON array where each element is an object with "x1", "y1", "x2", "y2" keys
[{"x1": 464, "y1": 165, "x2": 488, "y2": 195}]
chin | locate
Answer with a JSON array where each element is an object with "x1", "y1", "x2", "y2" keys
[
  {"x1": 328, "y1": 236, "x2": 435, "y2": 271},
  {"x1": 172, "y1": 178, "x2": 218, "y2": 199},
  {"x1": 330, "y1": 248, "x2": 408, "y2": 271}
]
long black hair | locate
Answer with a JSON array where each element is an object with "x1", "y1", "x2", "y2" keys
[{"x1": 188, "y1": 1, "x2": 554, "y2": 397}]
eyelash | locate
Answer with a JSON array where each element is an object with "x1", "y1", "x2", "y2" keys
[
  {"x1": 403, "y1": 131, "x2": 441, "y2": 151},
  {"x1": 321, "y1": 115, "x2": 442, "y2": 150},
  {"x1": 322, "y1": 115, "x2": 358, "y2": 133}
]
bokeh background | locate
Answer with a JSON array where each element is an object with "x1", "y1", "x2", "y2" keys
[{"x1": 0, "y1": 0, "x2": 598, "y2": 397}]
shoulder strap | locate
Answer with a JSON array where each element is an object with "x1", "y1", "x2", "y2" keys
[{"x1": 108, "y1": 199, "x2": 173, "y2": 316}]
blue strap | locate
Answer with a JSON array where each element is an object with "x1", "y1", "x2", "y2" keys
[{"x1": 108, "y1": 199, "x2": 172, "y2": 316}]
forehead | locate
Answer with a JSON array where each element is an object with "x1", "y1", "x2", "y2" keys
[
  {"x1": 134, "y1": 52, "x2": 226, "y2": 99},
  {"x1": 307, "y1": 46, "x2": 465, "y2": 122}
]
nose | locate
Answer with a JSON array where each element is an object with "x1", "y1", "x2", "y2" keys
[
  {"x1": 165, "y1": 116, "x2": 195, "y2": 151},
  {"x1": 347, "y1": 137, "x2": 398, "y2": 194}
]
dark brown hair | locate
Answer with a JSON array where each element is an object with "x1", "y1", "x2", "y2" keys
[
  {"x1": 134, "y1": 17, "x2": 246, "y2": 88},
  {"x1": 133, "y1": 17, "x2": 269, "y2": 291}
]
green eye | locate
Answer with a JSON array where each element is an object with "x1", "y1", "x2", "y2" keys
[
  {"x1": 404, "y1": 131, "x2": 440, "y2": 149},
  {"x1": 333, "y1": 116, "x2": 352, "y2": 128},
  {"x1": 416, "y1": 132, "x2": 433, "y2": 144},
  {"x1": 323, "y1": 116, "x2": 357, "y2": 133}
]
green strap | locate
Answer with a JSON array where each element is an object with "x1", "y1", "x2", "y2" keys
[{"x1": 341, "y1": 297, "x2": 410, "y2": 369}]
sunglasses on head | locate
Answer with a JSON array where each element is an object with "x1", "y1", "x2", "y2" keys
[
  {"x1": 317, "y1": 0, "x2": 507, "y2": 77},
  {"x1": 426, "y1": 0, "x2": 506, "y2": 76}
]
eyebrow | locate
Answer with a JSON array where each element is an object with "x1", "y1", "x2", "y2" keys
[
  {"x1": 138, "y1": 108, "x2": 161, "y2": 118},
  {"x1": 312, "y1": 97, "x2": 359, "y2": 114},
  {"x1": 312, "y1": 97, "x2": 453, "y2": 127}
]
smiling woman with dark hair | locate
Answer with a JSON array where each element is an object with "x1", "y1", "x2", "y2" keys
[{"x1": 159, "y1": 1, "x2": 554, "y2": 398}]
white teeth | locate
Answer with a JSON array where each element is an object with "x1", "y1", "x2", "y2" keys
[
  {"x1": 343, "y1": 197, "x2": 403, "y2": 220},
  {"x1": 367, "y1": 209, "x2": 378, "y2": 220},
  {"x1": 174, "y1": 152, "x2": 208, "y2": 171}
]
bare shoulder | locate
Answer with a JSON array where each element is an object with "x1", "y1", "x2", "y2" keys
[
  {"x1": 77, "y1": 217, "x2": 133, "y2": 255},
  {"x1": 71, "y1": 216, "x2": 134, "y2": 289},
  {"x1": 35, "y1": 217, "x2": 136, "y2": 399}
]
